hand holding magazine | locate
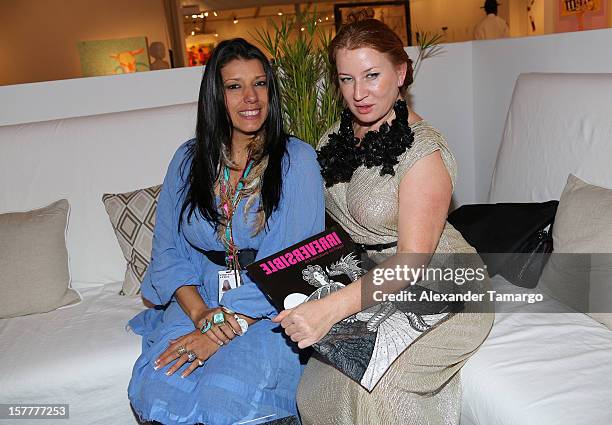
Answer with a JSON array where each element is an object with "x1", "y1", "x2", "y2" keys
[{"x1": 246, "y1": 227, "x2": 463, "y2": 391}]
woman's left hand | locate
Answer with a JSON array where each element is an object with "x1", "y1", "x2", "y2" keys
[
  {"x1": 155, "y1": 329, "x2": 221, "y2": 378},
  {"x1": 272, "y1": 298, "x2": 336, "y2": 348}
]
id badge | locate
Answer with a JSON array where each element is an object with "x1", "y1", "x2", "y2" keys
[{"x1": 218, "y1": 269, "x2": 241, "y2": 303}]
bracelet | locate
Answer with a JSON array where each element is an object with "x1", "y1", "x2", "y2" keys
[{"x1": 217, "y1": 306, "x2": 248, "y2": 334}]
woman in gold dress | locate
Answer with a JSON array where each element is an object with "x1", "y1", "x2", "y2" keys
[{"x1": 273, "y1": 19, "x2": 494, "y2": 424}]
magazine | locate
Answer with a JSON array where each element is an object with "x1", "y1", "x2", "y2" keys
[{"x1": 246, "y1": 227, "x2": 463, "y2": 391}]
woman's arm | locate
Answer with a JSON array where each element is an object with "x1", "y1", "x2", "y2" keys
[
  {"x1": 275, "y1": 151, "x2": 452, "y2": 348},
  {"x1": 174, "y1": 285, "x2": 208, "y2": 324},
  {"x1": 140, "y1": 141, "x2": 208, "y2": 313}
]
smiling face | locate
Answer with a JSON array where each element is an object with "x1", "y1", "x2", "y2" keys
[
  {"x1": 221, "y1": 58, "x2": 269, "y2": 142},
  {"x1": 335, "y1": 47, "x2": 407, "y2": 132}
]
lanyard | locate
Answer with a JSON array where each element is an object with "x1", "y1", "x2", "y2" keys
[{"x1": 220, "y1": 158, "x2": 254, "y2": 271}]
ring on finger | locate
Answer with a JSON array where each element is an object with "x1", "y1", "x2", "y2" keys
[
  {"x1": 200, "y1": 319, "x2": 212, "y2": 334},
  {"x1": 176, "y1": 345, "x2": 187, "y2": 356},
  {"x1": 198, "y1": 359, "x2": 204, "y2": 367},
  {"x1": 221, "y1": 306, "x2": 235, "y2": 315},
  {"x1": 212, "y1": 312, "x2": 225, "y2": 325},
  {"x1": 234, "y1": 315, "x2": 249, "y2": 334},
  {"x1": 187, "y1": 351, "x2": 197, "y2": 362}
]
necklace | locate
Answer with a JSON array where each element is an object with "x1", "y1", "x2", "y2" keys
[
  {"x1": 219, "y1": 157, "x2": 254, "y2": 271},
  {"x1": 317, "y1": 99, "x2": 414, "y2": 187}
]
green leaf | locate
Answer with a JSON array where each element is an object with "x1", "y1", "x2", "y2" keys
[{"x1": 252, "y1": 9, "x2": 342, "y2": 147}]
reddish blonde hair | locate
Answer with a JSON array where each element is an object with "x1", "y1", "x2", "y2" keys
[{"x1": 329, "y1": 19, "x2": 413, "y2": 95}]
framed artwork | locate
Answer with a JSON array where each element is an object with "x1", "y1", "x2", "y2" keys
[
  {"x1": 186, "y1": 42, "x2": 216, "y2": 67},
  {"x1": 77, "y1": 37, "x2": 150, "y2": 77},
  {"x1": 557, "y1": 0, "x2": 607, "y2": 32},
  {"x1": 560, "y1": 0, "x2": 602, "y2": 16},
  {"x1": 334, "y1": 1, "x2": 412, "y2": 46}
]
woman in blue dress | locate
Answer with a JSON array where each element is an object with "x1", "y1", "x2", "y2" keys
[{"x1": 128, "y1": 38, "x2": 324, "y2": 425}]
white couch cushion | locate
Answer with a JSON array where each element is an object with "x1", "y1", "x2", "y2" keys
[
  {"x1": 489, "y1": 73, "x2": 612, "y2": 203},
  {"x1": 0, "y1": 103, "x2": 197, "y2": 283},
  {"x1": 0, "y1": 281, "x2": 143, "y2": 424}
]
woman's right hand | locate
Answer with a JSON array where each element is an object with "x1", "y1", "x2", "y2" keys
[{"x1": 196, "y1": 307, "x2": 243, "y2": 345}]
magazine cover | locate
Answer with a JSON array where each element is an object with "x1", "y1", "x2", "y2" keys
[{"x1": 246, "y1": 227, "x2": 462, "y2": 391}]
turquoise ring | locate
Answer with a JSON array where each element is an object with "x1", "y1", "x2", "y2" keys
[
  {"x1": 200, "y1": 319, "x2": 212, "y2": 334},
  {"x1": 213, "y1": 312, "x2": 225, "y2": 325}
]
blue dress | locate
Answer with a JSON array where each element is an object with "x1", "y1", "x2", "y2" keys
[{"x1": 128, "y1": 137, "x2": 325, "y2": 425}]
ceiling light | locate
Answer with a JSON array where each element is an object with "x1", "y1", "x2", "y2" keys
[
  {"x1": 204, "y1": 11, "x2": 209, "y2": 17},
  {"x1": 278, "y1": 12, "x2": 283, "y2": 16},
  {"x1": 233, "y1": 17, "x2": 238, "y2": 24},
  {"x1": 214, "y1": 33, "x2": 219, "y2": 37},
  {"x1": 325, "y1": 16, "x2": 329, "y2": 21},
  {"x1": 213, "y1": 11, "x2": 218, "y2": 17},
  {"x1": 191, "y1": 30, "x2": 195, "y2": 35},
  {"x1": 191, "y1": 14, "x2": 197, "y2": 18},
  {"x1": 300, "y1": 27, "x2": 305, "y2": 31}
]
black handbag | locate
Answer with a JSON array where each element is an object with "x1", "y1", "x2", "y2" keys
[
  {"x1": 499, "y1": 224, "x2": 554, "y2": 288},
  {"x1": 447, "y1": 201, "x2": 558, "y2": 288}
]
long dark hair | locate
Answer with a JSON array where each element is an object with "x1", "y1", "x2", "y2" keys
[{"x1": 179, "y1": 38, "x2": 288, "y2": 231}]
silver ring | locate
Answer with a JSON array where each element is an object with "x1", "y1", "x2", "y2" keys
[
  {"x1": 187, "y1": 350, "x2": 197, "y2": 362},
  {"x1": 176, "y1": 345, "x2": 187, "y2": 356},
  {"x1": 235, "y1": 315, "x2": 249, "y2": 334},
  {"x1": 198, "y1": 359, "x2": 204, "y2": 367}
]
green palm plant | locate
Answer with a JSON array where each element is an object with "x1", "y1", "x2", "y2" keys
[
  {"x1": 412, "y1": 30, "x2": 445, "y2": 81},
  {"x1": 253, "y1": 16, "x2": 445, "y2": 147},
  {"x1": 253, "y1": 13, "x2": 343, "y2": 147}
]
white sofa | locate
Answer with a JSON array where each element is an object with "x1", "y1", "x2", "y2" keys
[
  {"x1": 460, "y1": 73, "x2": 612, "y2": 425},
  {"x1": 0, "y1": 102, "x2": 199, "y2": 425},
  {"x1": 1, "y1": 72, "x2": 611, "y2": 425}
]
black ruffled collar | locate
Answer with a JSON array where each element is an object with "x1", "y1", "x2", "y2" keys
[{"x1": 317, "y1": 99, "x2": 414, "y2": 187}]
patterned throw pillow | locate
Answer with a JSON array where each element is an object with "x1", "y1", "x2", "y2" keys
[{"x1": 102, "y1": 185, "x2": 161, "y2": 295}]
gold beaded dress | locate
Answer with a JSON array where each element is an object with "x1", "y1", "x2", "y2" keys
[{"x1": 296, "y1": 118, "x2": 494, "y2": 425}]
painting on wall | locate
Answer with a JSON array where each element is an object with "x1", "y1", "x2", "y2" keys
[
  {"x1": 334, "y1": 1, "x2": 412, "y2": 45},
  {"x1": 77, "y1": 37, "x2": 151, "y2": 77},
  {"x1": 557, "y1": 0, "x2": 608, "y2": 32},
  {"x1": 560, "y1": 0, "x2": 602, "y2": 16},
  {"x1": 186, "y1": 42, "x2": 216, "y2": 67}
]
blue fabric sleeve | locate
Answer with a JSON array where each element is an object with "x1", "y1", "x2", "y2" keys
[
  {"x1": 220, "y1": 139, "x2": 325, "y2": 318},
  {"x1": 141, "y1": 141, "x2": 205, "y2": 306}
]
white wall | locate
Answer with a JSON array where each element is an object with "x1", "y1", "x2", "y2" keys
[
  {"x1": 0, "y1": 66, "x2": 203, "y2": 126},
  {"x1": 3, "y1": 27, "x2": 612, "y2": 206},
  {"x1": 406, "y1": 43, "x2": 476, "y2": 207}
]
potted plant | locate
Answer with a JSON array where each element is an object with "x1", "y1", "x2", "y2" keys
[{"x1": 254, "y1": 14, "x2": 444, "y2": 147}]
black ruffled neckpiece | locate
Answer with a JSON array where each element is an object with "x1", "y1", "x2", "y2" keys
[{"x1": 317, "y1": 99, "x2": 414, "y2": 187}]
